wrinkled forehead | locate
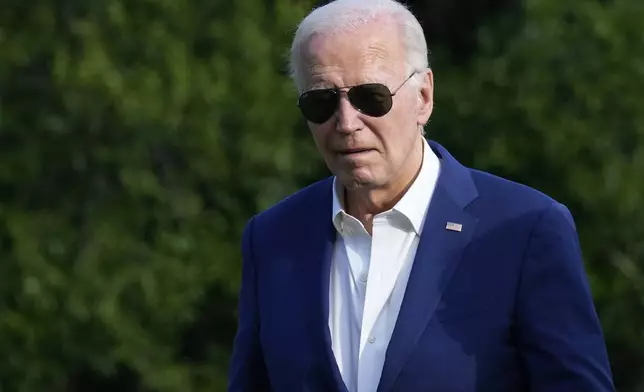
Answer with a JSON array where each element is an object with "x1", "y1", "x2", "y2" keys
[{"x1": 300, "y1": 27, "x2": 406, "y2": 89}]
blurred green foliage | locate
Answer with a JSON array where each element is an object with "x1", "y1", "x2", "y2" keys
[
  {"x1": 0, "y1": 0, "x2": 642, "y2": 391},
  {"x1": 1, "y1": 0, "x2": 314, "y2": 390}
]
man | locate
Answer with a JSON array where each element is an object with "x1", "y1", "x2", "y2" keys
[{"x1": 228, "y1": 0, "x2": 615, "y2": 391}]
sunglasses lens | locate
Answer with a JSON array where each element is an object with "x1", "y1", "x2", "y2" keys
[
  {"x1": 297, "y1": 83, "x2": 394, "y2": 123},
  {"x1": 298, "y1": 89, "x2": 338, "y2": 124},
  {"x1": 348, "y1": 84, "x2": 393, "y2": 117}
]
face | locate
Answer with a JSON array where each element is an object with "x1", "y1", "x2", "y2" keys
[{"x1": 299, "y1": 22, "x2": 434, "y2": 191}]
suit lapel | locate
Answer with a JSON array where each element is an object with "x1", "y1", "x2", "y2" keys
[
  {"x1": 301, "y1": 178, "x2": 347, "y2": 392},
  {"x1": 377, "y1": 141, "x2": 479, "y2": 392},
  {"x1": 320, "y1": 224, "x2": 347, "y2": 392}
]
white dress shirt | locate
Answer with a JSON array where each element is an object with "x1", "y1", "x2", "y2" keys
[{"x1": 328, "y1": 138, "x2": 441, "y2": 392}]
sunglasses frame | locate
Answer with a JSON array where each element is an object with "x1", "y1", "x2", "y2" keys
[{"x1": 297, "y1": 72, "x2": 418, "y2": 124}]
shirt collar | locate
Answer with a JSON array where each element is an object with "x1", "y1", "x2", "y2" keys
[
  {"x1": 331, "y1": 137, "x2": 441, "y2": 235},
  {"x1": 331, "y1": 175, "x2": 347, "y2": 233}
]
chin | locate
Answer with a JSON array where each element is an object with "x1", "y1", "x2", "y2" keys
[{"x1": 337, "y1": 170, "x2": 382, "y2": 190}]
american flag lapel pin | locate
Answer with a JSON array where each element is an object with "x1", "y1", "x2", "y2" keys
[{"x1": 445, "y1": 222, "x2": 463, "y2": 232}]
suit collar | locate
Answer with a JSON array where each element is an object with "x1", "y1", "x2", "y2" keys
[
  {"x1": 299, "y1": 178, "x2": 347, "y2": 392},
  {"x1": 427, "y1": 139, "x2": 478, "y2": 208},
  {"x1": 377, "y1": 139, "x2": 479, "y2": 392}
]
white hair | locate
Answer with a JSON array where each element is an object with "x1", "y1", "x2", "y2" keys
[{"x1": 288, "y1": 0, "x2": 429, "y2": 93}]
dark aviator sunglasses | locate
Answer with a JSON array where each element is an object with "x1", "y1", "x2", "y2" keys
[{"x1": 297, "y1": 73, "x2": 417, "y2": 124}]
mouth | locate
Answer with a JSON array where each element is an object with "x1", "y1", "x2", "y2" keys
[{"x1": 337, "y1": 148, "x2": 374, "y2": 156}]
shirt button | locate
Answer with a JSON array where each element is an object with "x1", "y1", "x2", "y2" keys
[
  {"x1": 368, "y1": 336, "x2": 376, "y2": 344},
  {"x1": 360, "y1": 274, "x2": 368, "y2": 283}
]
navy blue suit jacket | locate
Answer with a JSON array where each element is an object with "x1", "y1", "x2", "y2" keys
[{"x1": 228, "y1": 141, "x2": 614, "y2": 392}]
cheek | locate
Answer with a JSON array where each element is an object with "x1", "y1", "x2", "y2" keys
[
  {"x1": 372, "y1": 116, "x2": 410, "y2": 147},
  {"x1": 309, "y1": 125, "x2": 334, "y2": 153},
  {"x1": 375, "y1": 118, "x2": 417, "y2": 159}
]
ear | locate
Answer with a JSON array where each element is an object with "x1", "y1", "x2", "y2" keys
[{"x1": 416, "y1": 68, "x2": 434, "y2": 126}]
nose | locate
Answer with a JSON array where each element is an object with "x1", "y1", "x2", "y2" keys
[{"x1": 334, "y1": 94, "x2": 362, "y2": 133}]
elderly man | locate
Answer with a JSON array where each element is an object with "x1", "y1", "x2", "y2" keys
[{"x1": 228, "y1": 0, "x2": 614, "y2": 391}]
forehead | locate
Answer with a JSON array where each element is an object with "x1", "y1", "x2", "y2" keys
[{"x1": 301, "y1": 24, "x2": 405, "y2": 88}]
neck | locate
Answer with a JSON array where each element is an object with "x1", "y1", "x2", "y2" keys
[{"x1": 345, "y1": 137, "x2": 424, "y2": 234}]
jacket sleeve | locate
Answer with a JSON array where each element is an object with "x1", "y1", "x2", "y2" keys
[
  {"x1": 228, "y1": 217, "x2": 272, "y2": 391},
  {"x1": 517, "y1": 202, "x2": 615, "y2": 391}
]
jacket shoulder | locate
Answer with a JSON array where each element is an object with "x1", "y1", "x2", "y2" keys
[
  {"x1": 464, "y1": 168, "x2": 579, "y2": 252},
  {"x1": 466, "y1": 168, "x2": 576, "y2": 228},
  {"x1": 469, "y1": 168, "x2": 559, "y2": 208}
]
